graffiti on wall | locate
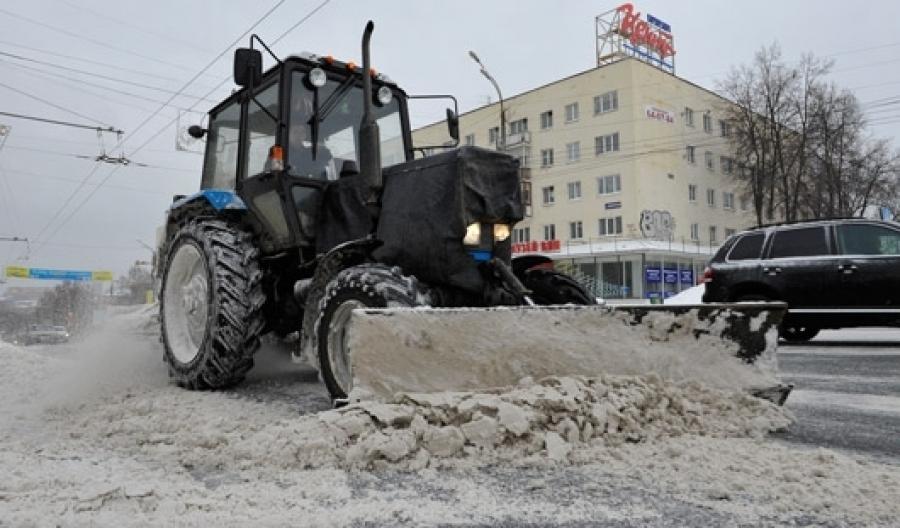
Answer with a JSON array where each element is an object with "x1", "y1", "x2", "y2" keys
[{"x1": 639, "y1": 210, "x2": 676, "y2": 240}]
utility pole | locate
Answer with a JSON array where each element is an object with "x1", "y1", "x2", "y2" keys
[{"x1": 468, "y1": 51, "x2": 506, "y2": 150}]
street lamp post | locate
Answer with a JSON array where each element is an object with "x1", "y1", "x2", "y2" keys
[{"x1": 468, "y1": 51, "x2": 505, "y2": 150}]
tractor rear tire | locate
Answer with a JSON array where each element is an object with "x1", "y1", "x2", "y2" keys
[
  {"x1": 524, "y1": 268, "x2": 597, "y2": 305},
  {"x1": 316, "y1": 264, "x2": 428, "y2": 401},
  {"x1": 160, "y1": 219, "x2": 266, "y2": 389}
]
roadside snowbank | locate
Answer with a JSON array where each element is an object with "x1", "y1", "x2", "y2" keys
[{"x1": 665, "y1": 284, "x2": 705, "y2": 305}]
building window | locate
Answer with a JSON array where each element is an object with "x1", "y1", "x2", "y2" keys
[
  {"x1": 723, "y1": 192, "x2": 735, "y2": 210},
  {"x1": 569, "y1": 221, "x2": 583, "y2": 239},
  {"x1": 705, "y1": 151, "x2": 715, "y2": 170},
  {"x1": 684, "y1": 107, "x2": 695, "y2": 127},
  {"x1": 540, "y1": 110, "x2": 553, "y2": 130},
  {"x1": 521, "y1": 181, "x2": 532, "y2": 206},
  {"x1": 565, "y1": 102, "x2": 579, "y2": 123},
  {"x1": 540, "y1": 148, "x2": 554, "y2": 167},
  {"x1": 703, "y1": 113, "x2": 712, "y2": 133},
  {"x1": 725, "y1": 228, "x2": 737, "y2": 238},
  {"x1": 686, "y1": 146, "x2": 696, "y2": 163},
  {"x1": 594, "y1": 132, "x2": 620, "y2": 155},
  {"x1": 543, "y1": 224, "x2": 556, "y2": 241},
  {"x1": 567, "y1": 181, "x2": 582, "y2": 200},
  {"x1": 464, "y1": 133, "x2": 475, "y2": 146},
  {"x1": 597, "y1": 174, "x2": 621, "y2": 195},
  {"x1": 709, "y1": 226, "x2": 718, "y2": 244},
  {"x1": 542, "y1": 185, "x2": 555, "y2": 205},
  {"x1": 510, "y1": 118, "x2": 528, "y2": 135},
  {"x1": 514, "y1": 227, "x2": 531, "y2": 243},
  {"x1": 720, "y1": 156, "x2": 734, "y2": 175},
  {"x1": 488, "y1": 126, "x2": 499, "y2": 145},
  {"x1": 719, "y1": 120, "x2": 731, "y2": 137},
  {"x1": 566, "y1": 141, "x2": 581, "y2": 163},
  {"x1": 690, "y1": 223, "x2": 699, "y2": 241},
  {"x1": 707, "y1": 188, "x2": 716, "y2": 207},
  {"x1": 740, "y1": 197, "x2": 750, "y2": 211},
  {"x1": 598, "y1": 216, "x2": 623, "y2": 236},
  {"x1": 688, "y1": 184, "x2": 697, "y2": 202},
  {"x1": 593, "y1": 90, "x2": 618, "y2": 115}
]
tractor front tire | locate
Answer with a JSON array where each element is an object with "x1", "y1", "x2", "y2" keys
[
  {"x1": 524, "y1": 268, "x2": 597, "y2": 305},
  {"x1": 316, "y1": 264, "x2": 427, "y2": 401},
  {"x1": 160, "y1": 219, "x2": 266, "y2": 389}
]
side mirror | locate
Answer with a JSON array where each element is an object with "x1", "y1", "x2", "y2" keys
[
  {"x1": 187, "y1": 125, "x2": 206, "y2": 139},
  {"x1": 446, "y1": 108, "x2": 459, "y2": 142},
  {"x1": 340, "y1": 160, "x2": 360, "y2": 179},
  {"x1": 234, "y1": 48, "x2": 262, "y2": 88}
]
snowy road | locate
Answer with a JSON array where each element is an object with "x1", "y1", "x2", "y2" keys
[
  {"x1": 2, "y1": 308, "x2": 900, "y2": 526},
  {"x1": 778, "y1": 328, "x2": 900, "y2": 460}
]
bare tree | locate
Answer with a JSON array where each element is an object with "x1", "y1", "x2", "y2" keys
[{"x1": 718, "y1": 43, "x2": 897, "y2": 223}]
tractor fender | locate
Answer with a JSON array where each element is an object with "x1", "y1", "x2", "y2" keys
[
  {"x1": 169, "y1": 189, "x2": 248, "y2": 213},
  {"x1": 511, "y1": 254, "x2": 554, "y2": 281},
  {"x1": 298, "y1": 237, "x2": 383, "y2": 371}
]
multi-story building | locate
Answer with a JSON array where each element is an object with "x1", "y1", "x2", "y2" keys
[{"x1": 414, "y1": 55, "x2": 752, "y2": 301}]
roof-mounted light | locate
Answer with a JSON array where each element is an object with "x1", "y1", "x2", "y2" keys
[
  {"x1": 376, "y1": 85, "x2": 393, "y2": 106},
  {"x1": 308, "y1": 67, "x2": 326, "y2": 88}
]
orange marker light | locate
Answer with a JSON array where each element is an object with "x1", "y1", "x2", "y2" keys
[
  {"x1": 268, "y1": 145, "x2": 284, "y2": 171},
  {"x1": 346, "y1": 61, "x2": 357, "y2": 71},
  {"x1": 322, "y1": 55, "x2": 335, "y2": 65}
]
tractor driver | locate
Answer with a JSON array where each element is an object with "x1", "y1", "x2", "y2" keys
[{"x1": 288, "y1": 91, "x2": 337, "y2": 181}]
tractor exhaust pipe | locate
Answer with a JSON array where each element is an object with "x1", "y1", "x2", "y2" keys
[{"x1": 358, "y1": 21, "x2": 382, "y2": 208}]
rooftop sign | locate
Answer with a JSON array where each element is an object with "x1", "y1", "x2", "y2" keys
[{"x1": 595, "y1": 3, "x2": 676, "y2": 73}]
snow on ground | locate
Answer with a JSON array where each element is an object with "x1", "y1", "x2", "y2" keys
[
  {"x1": 664, "y1": 284, "x2": 705, "y2": 305},
  {"x1": 1, "y1": 306, "x2": 899, "y2": 526}
]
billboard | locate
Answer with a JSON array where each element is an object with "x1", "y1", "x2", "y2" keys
[{"x1": 4, "y1": 266, "x2": 114, "y2": 282}]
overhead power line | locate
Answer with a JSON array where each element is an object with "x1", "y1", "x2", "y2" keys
[
  {"x1": 29, "y1": 0, "x2": 294, "y2": 255},
  {"x1": 0, "y1": 51, "x2": 218, "y2": 103},
  {"x1": 0, "y1": 110, "x2": 122, "y2": 135},
  {"x1": 0, "y1": 80, "x2": 116, "y2": 130},
  {"x1": 0, "y1": 6, "x2": 218, "y2": 77},
  {"x1": 0, "y1": 39, "x2": 188, "y2": 84},
  {"x1": 31, "y1": 0, "x2": 334, "y2": 256}
]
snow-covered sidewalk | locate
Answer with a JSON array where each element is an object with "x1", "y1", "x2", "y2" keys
[{"x1": 1, "y1": 306, "x2": 898, "y2": 526}]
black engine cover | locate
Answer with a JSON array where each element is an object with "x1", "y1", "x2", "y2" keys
[{"x1": 374, "y1": 146, "x2": 524, "y2": 293}]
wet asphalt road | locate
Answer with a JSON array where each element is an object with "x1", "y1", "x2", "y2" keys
[{"x1": 776, "y1": 327, "x2": 900, "y2": 461}]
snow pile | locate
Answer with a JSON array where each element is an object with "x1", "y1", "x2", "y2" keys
[{"x1": 47, "y1": 370, "x2": 791, "y2": 473}]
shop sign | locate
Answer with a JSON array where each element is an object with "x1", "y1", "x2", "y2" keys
[
  {"x1": 645, "y1": 105, "x2": 675, "y2": 123},
  {"x1": 645, "y1": 266, "x2": 661, "y2": 283},
  {"x1": 3, "y1": 266, "x2": 113, "y2": 281},
  {"x1": 679, "y1": 269, "x2": 694, "y2": 284},
  {"x1": 512, "y1": 240, "x2": 561, "y2": 254},
  {"x1": 605, "y1": 201, "x2": 622, "y2": 210},
  {"x1": 663, "y1": 268, "x2": 678, "y2": 284},
  {"x1": 616, "y1": 3, "x2": 675, "y2": 59}
]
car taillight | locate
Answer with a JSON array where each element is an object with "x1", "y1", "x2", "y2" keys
[{"x1": 700, "y1": 267, "x2": 714, "y2": 284}]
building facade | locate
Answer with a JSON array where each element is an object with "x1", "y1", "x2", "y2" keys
[{"x1": 413, "y1": 57, "x2": 754, "y2": 301}]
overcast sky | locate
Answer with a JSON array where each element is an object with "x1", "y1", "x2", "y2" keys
[{"x1": 1, "y1": 0, "x2": 899, "y2": 288}]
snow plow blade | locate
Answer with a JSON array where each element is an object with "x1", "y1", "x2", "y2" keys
[{"x1": 344, "y1": 303, "x2": 791, "y2": 404}]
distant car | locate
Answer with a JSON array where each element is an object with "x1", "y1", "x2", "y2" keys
[
  {"x1": 22, "y1": 324, "x2": 70, "y2": 345},
  {"x1": 702, "y1": 218, "x2": 900, "y2": 341}
]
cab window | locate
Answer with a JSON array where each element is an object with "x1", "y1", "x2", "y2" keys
[
  {"x1": 837, "y1": 224, "x2": 900, "y2": 255},
  {"x1": 202, "y1": 101, "x2": 241, "y2": 189},
  {"x1": 243, "y1": 82, "x2": 280, "y2": 178}
]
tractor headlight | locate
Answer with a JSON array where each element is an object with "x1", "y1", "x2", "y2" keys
[
  {"x1": 463, "y1": 222, "x2": 481, "y2": 245},
  {"x1": 377, "y1": 86, "x2": 393, "y2": 105},
  {"x1": 493, "y1": 224, "x2": 511, "y2": 242},
  {"x1": 308, "y1": 67, "x2": 327, "y2": 88}
]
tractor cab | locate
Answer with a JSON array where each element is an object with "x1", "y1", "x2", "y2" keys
[{"x1": 198, "y1": 47, "x2": 416, "y2": 256}]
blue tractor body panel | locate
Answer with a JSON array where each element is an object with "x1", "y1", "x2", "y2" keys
[{"x1": 169, "y1": 190, "x2": 247, "y2": 213}]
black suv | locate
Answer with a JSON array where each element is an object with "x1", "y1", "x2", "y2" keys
[{"x1": 702, "y1": 219, "x2": 900, "y2": 341}]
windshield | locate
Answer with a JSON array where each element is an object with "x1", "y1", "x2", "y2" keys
[{"x1": 288, "y1": 72, "x2": 405, "y2": 180}]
